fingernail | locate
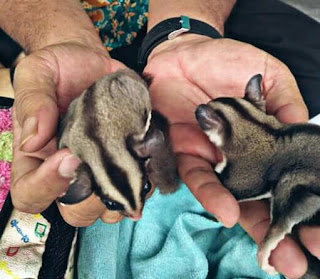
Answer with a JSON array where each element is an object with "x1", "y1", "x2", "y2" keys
[
  {"x1": 19, "y1": 117, "x2": 38, "y2": 150},
  {"x1": 58, "y1": 155, "x2": 80, "y2": 178}
]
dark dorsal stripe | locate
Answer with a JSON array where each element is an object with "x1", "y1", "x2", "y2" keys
[
  {"x1": 215, "y1": 98, "x2": 278, "y2": 135},
  {"x1": 83, "y1": 84, "x2": 136, "y2": 210},
  {"x1": 214, "y1": 98, "x2": 320, "y2": 138}
]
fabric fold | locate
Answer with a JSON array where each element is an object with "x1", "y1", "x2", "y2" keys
[{"x1": 78, "y1": 184, "x2": 283, "y2": 279}]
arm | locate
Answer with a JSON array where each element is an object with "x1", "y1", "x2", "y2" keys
[
  {"x1": 148, "y1": 0, "x2": 236, "y2": 35},
  {"x1": 5, "y1": 1, "x2": 124, "y2": 224},
  {"x1": 0, "y1": 0, "x2": 104, "y2": 53},
  {"x1": 144, "y1": 1, "x2": 313, "y2": 278}
]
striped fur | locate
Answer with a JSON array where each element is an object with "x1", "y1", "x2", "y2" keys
[
  {"x1": 58, "y1": 69, "x2": 179, "y2": 221},
  {"x1": 196, "y1": 74, "x2": 320, "y2": 278}
]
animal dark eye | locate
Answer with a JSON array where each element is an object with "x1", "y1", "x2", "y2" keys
[
  {"x1": 141, "y1": 180, "x2": 152, "y2": 198},
  {"x1": 103, "y1": 198, "x2": 124, "y2": 211}
]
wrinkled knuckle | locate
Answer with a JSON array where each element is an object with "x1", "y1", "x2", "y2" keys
[
  {"x1": 11, "y1": 199, "x2": 28, "y2": 213},
  {"x1": 14, "y1": 53, "x2": 59, "y2": 123},
  {"x1": 11, "y1": 189, "x2": 47, "y2": 213},
  {"x1": 11, "y1": 198, "x2": 41, "y2": 214},
  {"x1": 16, "y1": 49, "x2": 57, "y2": 75},
  {"x1": 184, "y1": 166, "x2": 213, "y2": 179}
]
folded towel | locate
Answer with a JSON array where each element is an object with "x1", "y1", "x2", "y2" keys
[{"x1": 78, "y1": 184, "x2": 283, "y2": 279}]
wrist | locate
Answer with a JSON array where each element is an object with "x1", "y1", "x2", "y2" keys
[
  {"x1": 31, "y1": 29, "x2": 106, "y2": 55},
  {"x1": 138, "y1": 16, "x2": 222, "y2": 72},
  {"x1": 25, "y1": 17, "x2": 105, "y2": 54},
  {"x1": 0, "y1": 0, "x2": 105, "y2": 54},
  {"x1": 148, "y1": 33, "x2": 212, "y2": 62},
  {"x1": 148, "y1": 0, "x2": 236, "y2": 36}
]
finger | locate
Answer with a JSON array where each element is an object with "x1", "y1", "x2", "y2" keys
[
  {"x1": 269, "y1": 237, "x2": 307, "y2": 279},
  {"x1": 14, "y1": 51, "x2": 127, "y2": 153},
  {"x1": 100, "y1": 210, "x2": 124, "y2": 224},
  {"x1": 11, "y1": 107, "x2": 81, "y2": 213},
  {"x1": 177, "y1": 154, "x2": 239, "y2": 228},
  {"x1": 238, "y1": 200, "x2": 270, "y2": 242},
  {"x1": 11, "y1": 148, "x2": 81, "y2": 213},
  {"x1": 170, "y1": 123, "x2": 221, "y2": 163},
  {"x1": 273, "y1": 102, "x2": 308, "y2": 124},
  {"x1": 263, "y1": 62, "x2": 309, "y2": 123},
  {"x1": 239, "y1": 201, "x2": 307, "y2": 278},
  {"x1": 58, "y1": 194, "x2": 106, "y2": 227},
  {"x1": 13, "y1": 56, "x2": 60, "y2": 152},
  {"x1": 299, "y1": 226, "x2": 320, "y2": 259}
]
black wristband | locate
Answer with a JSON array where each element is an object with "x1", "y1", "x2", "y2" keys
[{"x1": 137, "y1": 16, "x2": 223, "y2": 73}]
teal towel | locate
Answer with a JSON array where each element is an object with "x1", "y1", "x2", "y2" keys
[{"x1": 77, "y1": 184, "x2": 284, "y2": 279}]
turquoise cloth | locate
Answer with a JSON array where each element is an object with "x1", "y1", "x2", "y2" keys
[{"x1": 78, "y1": 184, "x2": 284, "y2": 279}]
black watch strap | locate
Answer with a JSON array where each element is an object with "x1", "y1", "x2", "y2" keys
[{"x1": 137, "y1": 16, "x2": 223, "y2": 72}]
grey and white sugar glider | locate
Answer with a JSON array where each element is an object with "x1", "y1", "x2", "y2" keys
[
  {"x1": 195, "y1": 74, "x2": 320, "y2": 279},
  {"x1": 58, "y1": 69, "x2": 179, "y2": 221}
]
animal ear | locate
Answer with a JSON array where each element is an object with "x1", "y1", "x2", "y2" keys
[
  {"x1": 195, "y1": 104, "x2": 224, "y2": 131},
  {"x1": 58, "y1": 162, "x2": 93, "y2": 204},
  {"x1": 134, "y1": 128, "x2": 165, "y2": 158},
  {"x1": 133, "y1": 111, "x2": 180, "y2": 194},
  {"x1": 244, "y1": 74, "x2": 266, "y2": 112}
]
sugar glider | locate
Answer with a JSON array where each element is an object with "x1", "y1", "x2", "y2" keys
[
  {"x1": 195, "y1": 74, "x2": 320, "y2": 279},
  {"x1": 58, "y1": 69, "x2": 179, "y2": 221}
]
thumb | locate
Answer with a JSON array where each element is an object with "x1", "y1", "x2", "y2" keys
[
  {"x1": 13, "y1": 55, "x2": 59, "y2": 152},
  {"x1": 264, "y1": 65, "x2": 309, "y2": 124}
]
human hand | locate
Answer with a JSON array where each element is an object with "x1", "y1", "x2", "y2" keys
[
  {"x1": 11, "y1": 42, "x2": 129, "y2": 226},
  {"x1": 144, "y1": 34, "x2": 314, "y2": 278}
]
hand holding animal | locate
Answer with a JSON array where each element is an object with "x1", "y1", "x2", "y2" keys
[
  {"x1": 196, "y1": 75, "x2": 320, "y2": 279},
  {"x1": 58, "y1": 69, "x2": 179, "y2": 221}
]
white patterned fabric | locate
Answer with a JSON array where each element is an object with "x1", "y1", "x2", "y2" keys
[{"x1": 0, "y1": 210, "x2": 50, "y2": 278}]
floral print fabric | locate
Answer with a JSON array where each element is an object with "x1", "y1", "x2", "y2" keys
[
  {"x1": 82, "y1": 0, "x2": 148, "y2": 51},
  {"x1": 0, "y1": 108, "x2": 12, "y2": 211}
]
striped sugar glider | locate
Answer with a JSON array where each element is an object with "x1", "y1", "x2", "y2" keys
[
  {"x1": 58, "y1": 69, "x2": 179, "y2": 221},
  {"x1": 195, "y1": 74, "x2": 320, "y2": 278}
]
